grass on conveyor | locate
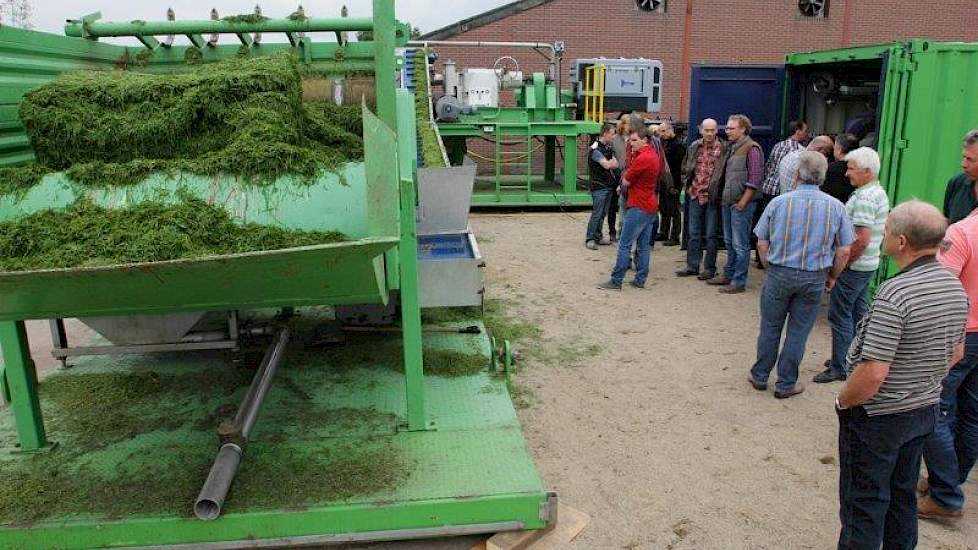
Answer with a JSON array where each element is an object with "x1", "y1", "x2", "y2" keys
[
  {"x1": 0, "y1": 197, "x2": 346, "y2": 271},
  {"x1": 413, "y1": 49, "x2": 447, "y2": 168},
  {"x1": 0, "y1": 53, "x2": 364, "y2": 195}
]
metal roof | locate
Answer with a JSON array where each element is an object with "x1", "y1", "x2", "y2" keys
[{"x1": 420, "y1": 0, "x2": 558, "y2": 40}]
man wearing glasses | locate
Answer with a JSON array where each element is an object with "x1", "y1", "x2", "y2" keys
[{"x1": 707, "y1": 114, "x2": 765, "y2": 294}]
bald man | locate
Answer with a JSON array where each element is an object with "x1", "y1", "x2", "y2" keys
[
  {"x1": 776, "y1": 135, "x2": 835, "y2": 195},
  {"x1": 676, "y1": 118, "x2": 726, "y2": 279},
  {"x1": 835, "y1": 200, "x2": 969, "y2": 549}
]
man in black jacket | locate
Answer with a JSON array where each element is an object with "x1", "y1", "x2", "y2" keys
[
  {"x1": 943, "y1": 129, "x2": 978, "y2": 224},
  {"x1": 656, "y1": 123, "x2": 686, "y2": 246},
  {"x1": 585, "y1": 123, "x2": 620, "y2": 250}
]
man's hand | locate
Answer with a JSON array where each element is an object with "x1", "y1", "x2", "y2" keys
[
  {"x1": 609, "y1": 158, "x2": 619, "y2": 169},
  {"x1": 826, "y1": 274, "x2": 837, "y2": 292}
]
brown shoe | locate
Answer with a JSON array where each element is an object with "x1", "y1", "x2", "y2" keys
[
  {"x1": 917, "y1": 494, "x2": 962, "y2": 521},
  {"x1": 706, "y1": 275, "x2": 731, "y2": 286},
  {"x1": 774, "y1": 385, "x2": 805, "y2": 399},
  {"x1": 917, "y1": 478, "x2": 929, "y2": 494},
  {"x1": 719, "y1": 286, "x2": 746, "y2": 294}
]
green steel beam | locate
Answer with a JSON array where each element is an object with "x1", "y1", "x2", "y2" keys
[
  {"x1": 136, "y1": 34, "x2": 159, "y2": 50},
  {"x1": 395, "y1": 89, "x2": 427, "y2": 432},
  {"x1": 438, "y1": 121, "x2": 600, "y2": 137},
  {"x1": 372, "y1": 0, "x2": 397, "y2": 128},
  {"x1": 0, "y1": 320, "x2": 48, "y2": 450},
  {"x1": 65, "y1": 15, "x2": 375, "y2": 38},
  {"x1": 186, "y1": 33, "x2": 204, "y2": 48},
  {"x1": 0, "y1": 493, "x2": 548, "y2": 548}
]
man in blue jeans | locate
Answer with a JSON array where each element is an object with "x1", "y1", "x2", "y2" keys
[
  {"x1": 676, "y1": 118, "x2": 725, "y2": 280},
  {"x1": 919, "y1": 207, "x2": 978, "y2": 521},
  {"x1": 708, "y1": 114, "x2": 764, "y2": 294},
  {"x1": 750, "y1": 151, "x2": 854, "y2": 398},
  {"x1": 584, "y1": 123, "x2": 620, "y2": 250},
  {"x1": 598, "y1": 126, "x2": 661, "y2": 290},
  {"x1": 815, "y1": 147, "x2": 890, "y2": 384},
  {"x1": 835, "y1": 200, "x2": 968, "y2": 549}
]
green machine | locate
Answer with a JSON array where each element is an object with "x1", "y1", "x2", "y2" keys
[
  {"x1": 413, "y1": 41, "x2": 602, "y2": 207},
  {"x1": 0, "y1": 2, "x2": 554, "y2": 548}
]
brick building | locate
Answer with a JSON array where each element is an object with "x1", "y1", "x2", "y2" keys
[{"x1": 421, "y1": 0, "x2": 978, "y2": 122}]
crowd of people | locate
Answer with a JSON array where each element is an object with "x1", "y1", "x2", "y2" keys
[{"x1": 585, "y1": 118, "x2": 978, "y2": 548}]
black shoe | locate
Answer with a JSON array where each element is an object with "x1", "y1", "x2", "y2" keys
[
  {"x1": 774, "y1": 385, "x2": 805, "y2": 399},
  {"x1": 675, "y1": 269, "x2": 699, "y2": 277},
  {"x1": 813, "y1": 368, "x2": 846, "y2": 384},
  {"x1": 597, "y1": 280, "x2": 622, "y2": 291},
  {"x1": 664, "y1": 239, "x2": 680, "y2": 247},
  {"x1": 697, "y1": 272, "x2": 715, "y2": 281},
  {"x1": 628, "y1": 280, "x2": 645, "y2": 289},
  {"x1": 748, "y1": 375, "x2": 767, "y2": 391}
]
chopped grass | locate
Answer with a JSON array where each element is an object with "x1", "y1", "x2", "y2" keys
[
  {"x1": 221, "y1": 13, "x2": 269, "y2": 24},
  {"x1": 484, "y1": 299, "x2": 543, "y2": 343},
  {"x1": 3, "y1": 54, "x2": 364, "y2": 196},
  {"x1": 0, "y1": 197, "x2": 347, "y2": 271},
  {"x1": 413, "y1": 49, "x2": 446, "y2": 168}
]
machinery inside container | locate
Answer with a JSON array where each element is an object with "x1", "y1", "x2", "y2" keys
[{"x1": 787, "y1": 58, "x2": 884, "y2": 147}]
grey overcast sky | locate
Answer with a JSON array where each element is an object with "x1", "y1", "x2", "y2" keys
[{"x1": 34, "y1": 1, "x2": 511, "y2": 43}]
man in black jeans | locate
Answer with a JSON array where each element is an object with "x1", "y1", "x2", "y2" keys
[
  {"x1": 834, "y1": 200, "x2": 969, "y2": 550},
  {"x1": 655, "y1": 122, "x2": 685, "y2": 246}
]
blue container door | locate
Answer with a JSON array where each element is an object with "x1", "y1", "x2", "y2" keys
[{"x1": 687, "y1": 65, "x2": 786, "y2": 154}]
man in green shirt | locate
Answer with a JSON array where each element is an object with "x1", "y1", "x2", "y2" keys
[
  {"x1": 815, "y1": 147, "x2": 890, "y2": 383},
  {"x1": 943, "y1": 129, "x2": 978, "y2": 224}
]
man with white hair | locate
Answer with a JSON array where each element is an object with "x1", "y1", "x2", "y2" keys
[
  {"x1": 815, "y1": 147, "x2": 890, "y2": 384},
  {"x1": 835, "y1": 200, "x2": 968, "y2": 549},
  {"x1": 943, "y1": 129, "x2": 978, "y2": 223},
  {"x1": 750, "y1": 151, "x2": 854, "y2": 399}
]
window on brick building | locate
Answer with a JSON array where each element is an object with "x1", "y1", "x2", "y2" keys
[
  {"x1": 635, "y1": 0, "x2": 666, "y2": 14},
  {"x1": 798, "y1": 0, "x2": 828, "y2": 18}
]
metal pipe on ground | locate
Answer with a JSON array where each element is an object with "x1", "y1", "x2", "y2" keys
[{"x1": 194, "y1": 327, "x2": 290, "y2": 521}]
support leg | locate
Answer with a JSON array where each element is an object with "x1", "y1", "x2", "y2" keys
[
  {"x1": 562, "y1": 136, "x2": 577, "y2": 196},
  {"x1": 48, "y1": 318, "x2": 69, "y2": 369},
  {"x1": 0, "y1": 320, "x2": 50, "y2": 450},
  {"x1": 395, "y1": 90, "x2": 428, "y2": 432},
  {"x1": 544, "y1": 136, "x2": 556, "y2": 184}
]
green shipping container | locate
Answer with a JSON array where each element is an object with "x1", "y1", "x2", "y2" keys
[{"x1": 689, "y1": 40, "x2": 978, "y2": 279}]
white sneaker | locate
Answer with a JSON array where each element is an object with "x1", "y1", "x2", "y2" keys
[
  {"x1": 585, "y1": 240, "x2": 598, "y2": 250},
  {"x1": 598, "y1": 237, "x2": 612, "y2": 245}
]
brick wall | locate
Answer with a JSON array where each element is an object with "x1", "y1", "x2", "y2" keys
[{"x1": 426, "y1": 0, "x2": 978, "y2": 121}]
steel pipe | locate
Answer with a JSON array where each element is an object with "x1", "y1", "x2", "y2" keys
[
  {"x1": 194, "y1": 327, "x2": 290, "y2": 521},
  {"x1": 407, "y1": 40, "x2": 561, "y2": 87},
  {"x1": 65, "y1": 17, "x2": 375, "y2": 39}
]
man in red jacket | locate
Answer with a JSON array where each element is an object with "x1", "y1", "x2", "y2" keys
[{"x1": 598, "y1": 126, "x2": 662, "y2": 290}]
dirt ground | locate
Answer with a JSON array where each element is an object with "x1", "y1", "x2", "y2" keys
[
  {"x1": 12, "y1": 211, "x2": 976, "y2": 550},
  {"x1": 468, "y1": 211, "x2": 977, "y2": 550}
]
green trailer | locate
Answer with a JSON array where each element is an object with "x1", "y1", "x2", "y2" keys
[{"x1": 0, "y1": 2, "x2": 552, "y2": 548}]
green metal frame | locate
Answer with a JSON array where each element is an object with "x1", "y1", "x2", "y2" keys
[
  {"x1": 0, "y1": 3, "x2": 554, "y2": 546},
  {"x1": 438, "y1": 74, "x2": 600, "y2": 207},
  {"x1": 0, "y1": 0, "x2": 428, "y2": 449}
]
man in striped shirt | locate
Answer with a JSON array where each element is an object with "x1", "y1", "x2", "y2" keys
[
  {"x1": 750, "y1": 151, "x2": 854, "y2": 399},
  {"x1": 835, "y1": 200, "x2": 968, "y2": 549},
  {"x1": 815, "y1": 148, "x2": 890, "y2": 384}
]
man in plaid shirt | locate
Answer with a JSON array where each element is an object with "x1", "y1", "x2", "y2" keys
[{"x1": 761, "y1": 121, "x2": 809, "y2": 198}]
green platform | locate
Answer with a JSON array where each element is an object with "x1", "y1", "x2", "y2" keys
[
  {"x1": 0, "y1": 315, "x2": 550, "y2": 549},
  {"x1": 471, "y1": 175, "x2": 592, "y2": 207}
]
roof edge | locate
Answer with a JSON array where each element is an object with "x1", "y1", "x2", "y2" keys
[{"x1": 419, "y1": 0, "x2": 557, "y2": 41}]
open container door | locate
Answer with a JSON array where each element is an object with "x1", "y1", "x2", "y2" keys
[{"x1": 687, "y1": 65, "x2": 785, "y2": 153}]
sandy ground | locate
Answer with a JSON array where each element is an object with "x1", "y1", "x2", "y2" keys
[
  {"x1": 467, "y1": 211, "x2": 977, "y2": 550},
  {"x1": 10, "y1": 211, "x2": 976, "y2": 549}
]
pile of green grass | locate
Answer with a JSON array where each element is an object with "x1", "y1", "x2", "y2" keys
[
  {"x1": 2, "y1": 54, "x2": 363, "y2": 195},
  {"x1": 0, "y1": 197, "x2": 347, "y2": 271}
]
